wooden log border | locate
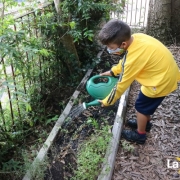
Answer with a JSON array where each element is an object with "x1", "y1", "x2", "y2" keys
[{"x1": 98, "y1": 87, "x2": 130, "y2": 180}]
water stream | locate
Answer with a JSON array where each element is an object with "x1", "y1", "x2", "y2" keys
[{"x1": 64, "y1": 104, "x2": 85, "y2": 127}]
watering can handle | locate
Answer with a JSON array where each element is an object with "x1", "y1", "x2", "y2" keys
[{"x1": 88, "y1": 75, "x2": 114, "y2": 86}]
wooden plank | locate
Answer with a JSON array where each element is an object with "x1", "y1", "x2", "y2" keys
[{"x1": 98, "y1": 87, "x2": 130, "y2": 180}]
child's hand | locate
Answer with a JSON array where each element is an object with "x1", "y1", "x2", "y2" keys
[
  {"x1": 98, "y1": 100, "x2": 105, "y2": 107},
  {"x1": 100, "y1": 71, "x2": 111, "y2": 76}
]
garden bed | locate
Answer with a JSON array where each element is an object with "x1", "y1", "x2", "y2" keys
[
  {"x1": 112, "y1": 45, "x2": 180, "y2": 180},
  {"x1": 23, "y1": 49, "x2": 126, "y2": 180},
  {"x1": 42, "y1": 50, "x2": 121, "y2": 180}
]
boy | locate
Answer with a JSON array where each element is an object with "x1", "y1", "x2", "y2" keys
[{"x1": 98, "y1": 19, "x2": 180, "y2": 144}]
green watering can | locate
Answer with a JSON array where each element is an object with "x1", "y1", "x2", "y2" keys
[{"x1": 83, "y1": 75, "x2": 118, "y2": 109}]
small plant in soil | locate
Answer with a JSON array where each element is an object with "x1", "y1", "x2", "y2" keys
[
  {"x1": 121, "y1": 140, "x2": 135, "y2": 153},
  {"x1": 105, "y1": 61, "x2": 111, "y2": 68},
  {"x1": 87, "y1": 117, "x2": 99, "y2": 129},
  {"x1": 71, "y1": 122, "x2": 112, "y2": 180}
]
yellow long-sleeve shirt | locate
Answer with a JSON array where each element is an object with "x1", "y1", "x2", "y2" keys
[{"x1": 102, "y1": 33, "x2": 180, "y2": 106}]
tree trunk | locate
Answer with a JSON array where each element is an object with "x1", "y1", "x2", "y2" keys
[
  {"x1": 53, "y1": 0, "x2": 80, "y2": 69},
  {"x1": 146, "y1": 0, "x2": 180, "y2": 44},
  {"x1": 171, "y1": 0, "x2": 180, "y2": 43},
  {"x1": 146, "y1": 0, "x2": 172, "y2": 44}
]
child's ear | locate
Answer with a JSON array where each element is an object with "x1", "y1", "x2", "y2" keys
[
  {"x1": 122, "y1": 42, "x2": 127, "y2": 48},
  {"x1": 122, "y1": 42, "x2": 126, "y2": 46}
]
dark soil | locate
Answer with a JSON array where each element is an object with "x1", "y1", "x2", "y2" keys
[{"x1": 44, "y1": 50, "x2": 121, "y2": 180}]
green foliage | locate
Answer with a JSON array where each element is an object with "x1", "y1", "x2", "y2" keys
[
  {"x1": 87, "y1": 117, "x2": 99, "y2": 129},
  {"x1": 45, "y1": 115, "x2": 59, "y2": 125},
  {"x1": 121, "y1": 140, "x2": 134, "y2": 152},
  {"x1": 23, "y1": 156, "x2": 49, "y2": 180},
  {"x1": 0, "y1": 152, "x2": 49, "y2": 180},
  {"x1": 72, "y1": 124, "x2": 112, "y2": 180},
  {"x1": 2, "y1": 159, "x2": 21, "y2": 172},
  {"x1": 59, "y1": 0, "x2": 122, "y2": 66},
  {"x1": 0, "y1": 0, "x2": 57, "y2": 167},
  {"x1": 0, "y1": 0, "x2": 124, "y2": 178}
]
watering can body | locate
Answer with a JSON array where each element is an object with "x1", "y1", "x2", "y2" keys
[{"x1": 86, "y1": 75, "x2": 118, "y2": 100}]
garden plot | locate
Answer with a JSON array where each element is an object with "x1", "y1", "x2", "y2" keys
[
  {"x1": 112, "y1": 46, "x2": 180, "y2": 180},
  {"x1": 41, "y1": 50, "x2": 122, "y2": 180}
]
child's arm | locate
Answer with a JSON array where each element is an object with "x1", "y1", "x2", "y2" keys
[
  {"x1": 111, "y1": 62, "x2": 122, "y2": 76},
  {"x1": 100, "y1": 71, "x2": 112, "y2": 76},
  {"x1": 102, "y1": 58, "x2": 144, "y2": 106}
]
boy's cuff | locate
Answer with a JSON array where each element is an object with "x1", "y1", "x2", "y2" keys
[
  {"x1": 110, "y1": 70, "x2": 116, "y2": 77},
  {"x1": 102, "y1": 99, "x2": 109, "y2": 107}
]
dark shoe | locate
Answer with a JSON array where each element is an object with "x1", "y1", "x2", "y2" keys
[
  {"x1": 121, "y1": 129, "x2": 146, "y2": 144},
  {"x1": 126, "y1": 119, "x2": 152, "y2": 132}
]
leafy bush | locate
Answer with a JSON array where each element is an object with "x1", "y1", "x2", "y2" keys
[{"x1": 0, "y1": 0, "x2": 123, "y2": 178}]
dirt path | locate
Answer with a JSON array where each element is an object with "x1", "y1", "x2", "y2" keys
[{"x1": 112, "y1": 46, "x2": 180, "y2": 180}]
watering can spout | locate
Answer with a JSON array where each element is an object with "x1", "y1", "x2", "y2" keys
[{"x1": 83, "y1": 99, "x2": 101, "y2": 109}]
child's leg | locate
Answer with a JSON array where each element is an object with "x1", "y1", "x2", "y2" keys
[
  {"x1": 126, "y1": 114, "x2": 151, "y2": 132},
  {"x1": 137, "y1": 112, "x2": 150, "y2": 133},
  {"x1": 122, "y1": 91, "x2": 165, "y2": 144}
]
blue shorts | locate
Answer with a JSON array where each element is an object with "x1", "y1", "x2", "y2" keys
[{"x1": 135, "y1": 91, "x2": 165, "y2": 115}]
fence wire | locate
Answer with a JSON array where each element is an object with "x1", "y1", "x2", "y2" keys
[{"x1": 0, "y1": 3, "x2": 54, "y2": 130}]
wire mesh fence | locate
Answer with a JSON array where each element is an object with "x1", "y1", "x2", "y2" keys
[{"x1": 0, "y1": 3, "x2": 55, "y2": 130}]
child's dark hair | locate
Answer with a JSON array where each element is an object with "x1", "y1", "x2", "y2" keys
[{"x1": 98, "y1": 19, "x2": 131, "y2": 45}]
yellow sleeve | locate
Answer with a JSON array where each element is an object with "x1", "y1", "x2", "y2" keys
[
  {"x1": 102, "y1": 55, "x2": 146, "y2": 106},
  {"x1": 111, "y1": 62, "x2": 122, "y2": 76}
]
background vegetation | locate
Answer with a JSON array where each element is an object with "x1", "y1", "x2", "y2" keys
[{"x1": 0, "y1": 0, "x2": 123, "y2": 178}]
